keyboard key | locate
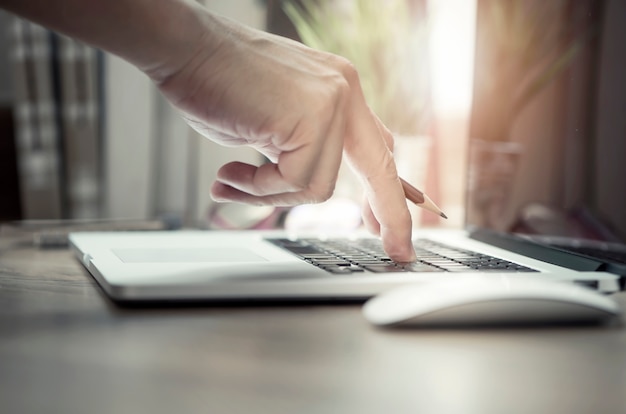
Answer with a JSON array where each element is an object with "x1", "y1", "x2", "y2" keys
[
  {"x1": 322, "y1": 266, "x2": 359, "y2": 274},
  {"x1": 402, "y1": 263, "x2": 443, "y2": 272},
  {"x1": 442, "y1": 266, "x2": 481, "y2": 272},
  {"x1": 312, "y1": 259, "x2": 353, "y2": 266},
  {"x1": 362, "y1": 264, "x2": 407, "y2": 273}
]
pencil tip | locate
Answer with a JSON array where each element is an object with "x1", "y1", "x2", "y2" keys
[{"x1": 440, "y1": 212, "x2": 448, "y2": 219}]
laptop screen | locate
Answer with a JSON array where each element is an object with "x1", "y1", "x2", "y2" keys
[{"x1": 466, "y1": 0, "x2": 626, "y2": 244}]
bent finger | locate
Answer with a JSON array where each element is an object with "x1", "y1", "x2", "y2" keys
[
  {"x1": 212, "y1": 181, "x2": 323, "y2": 206},
  {"x1": 216, "y1": 162, "x2": 304, "y2": 196}
]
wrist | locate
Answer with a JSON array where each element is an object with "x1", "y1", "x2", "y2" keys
[{"x1": 130, "y1": 1, "x2": 217, "y2": 84}]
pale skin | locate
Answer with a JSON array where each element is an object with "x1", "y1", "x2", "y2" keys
[{"x1": 1, "y1": 0, "x2": 417, "y2": 261}]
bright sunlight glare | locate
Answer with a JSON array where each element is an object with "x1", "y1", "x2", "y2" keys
[{"x1": 428, "y1": 0, "x2": 477, "y2": 116}]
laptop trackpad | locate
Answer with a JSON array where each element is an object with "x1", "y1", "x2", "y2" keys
[{"x1": 113, "y1": 248, "x2": 267, "y2": 263}]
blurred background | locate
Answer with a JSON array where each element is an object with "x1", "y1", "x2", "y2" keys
[{"x1": 0, "y1": 0, "x2": 624, "y2": 242}]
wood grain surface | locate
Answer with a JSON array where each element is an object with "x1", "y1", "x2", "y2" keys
[{"x1": 1, "y1": 235, "x2": 625, "y2": 414}]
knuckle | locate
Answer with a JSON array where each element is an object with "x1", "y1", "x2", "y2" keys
[
  {"x1": 320, "y1": 55, "x2": 355, "y2": 100},
  {"x1": 367, "y1": 149, "x2": 398, "y2": 181},
  {"x1": 314, "y1": 77, "x2": 349, "y2": 116},
  {"x1": 308, "y1": 182, "x2": 335, "y2": 204},
  {"x1": 341, "y1": 62, "x2": 359, "y2": 86},
  {"x1": 331, "y1": 55, "x2": 359, "y2": 83},
  {"x1": 281, "y1": 171, "x2": 309, "y2": 193}
]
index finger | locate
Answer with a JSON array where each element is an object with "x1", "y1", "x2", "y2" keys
[{"x1": 343, "y1": 91, "x2": 415, "y2": 262}]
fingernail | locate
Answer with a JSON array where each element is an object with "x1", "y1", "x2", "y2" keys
[{"x1": 403, "y1": 248, "x2": 417, "y2": 263}]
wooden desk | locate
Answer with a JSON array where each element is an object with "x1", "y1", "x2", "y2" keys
[{"x1": 1, "y1": 235, "x2": 625, "y2": 414}]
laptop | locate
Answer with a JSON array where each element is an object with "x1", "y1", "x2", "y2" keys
[
  {"x1": 69, "y1": 218, "x2": 626, "y2": 302},
  {"x1": 70, "y1": 6, "x2": 626, "y2": 303}
]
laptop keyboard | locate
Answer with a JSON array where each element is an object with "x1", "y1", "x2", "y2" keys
[{"x1": 267, "y1": 238, "x2": 538, "y2": 275}]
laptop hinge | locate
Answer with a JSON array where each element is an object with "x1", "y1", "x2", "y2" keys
[{"x1": 469, "y1": 229, "x2": 606, "y2": 272}]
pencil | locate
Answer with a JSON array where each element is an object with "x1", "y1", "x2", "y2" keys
[{"x1": 400, "y1": 177, "x2": 448, "y2": 219}]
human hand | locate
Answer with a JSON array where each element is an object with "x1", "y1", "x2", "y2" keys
[{"x1": 152, "y1": 9, "x2": 416, "y2": 262}]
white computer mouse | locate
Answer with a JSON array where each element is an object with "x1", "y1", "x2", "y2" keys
[{"x1": 363, "y1": 276, "x2": 622, "y2": 328}]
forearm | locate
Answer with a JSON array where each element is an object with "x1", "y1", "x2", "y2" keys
[{"x1": 0, "y1": 0, "x2": 212, "y2": 81}]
